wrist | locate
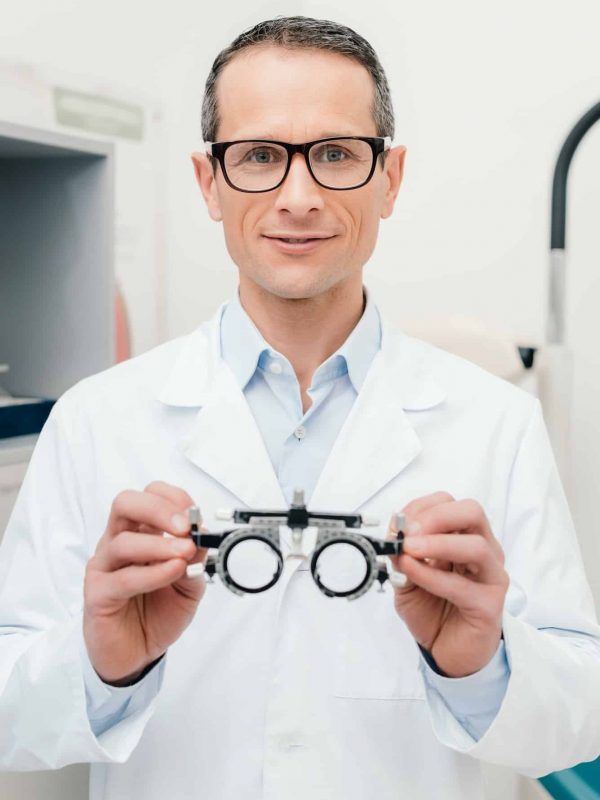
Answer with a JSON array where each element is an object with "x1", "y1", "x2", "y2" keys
[
  {"x1": 418, "y1": 644, "x2": 451, "y2": 677},
  {"x1": 98, "y1": 653, "x2": 166, "y2": 687},
  {"x1": 420, "y1": 631, "x2": 504, "y2": 679}
]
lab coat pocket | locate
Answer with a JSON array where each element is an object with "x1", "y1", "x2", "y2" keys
[{"x1": 332, "y1": 590, "x2": 426, "y2": 700}]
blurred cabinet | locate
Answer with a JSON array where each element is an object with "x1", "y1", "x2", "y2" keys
[
  {"x1": 0, "y1": 119, "x2": 114, "y2": 401},
  {"x1": 0, "y1": 119, "x2": 113, "y2": 800}
]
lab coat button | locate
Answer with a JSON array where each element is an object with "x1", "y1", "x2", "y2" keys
[
  {"x1": 294, "y1": 426, "x2": 306, "y2": 439},
  {"x1": 269, "y1": 361, "x2": 283, "y2": 374}
]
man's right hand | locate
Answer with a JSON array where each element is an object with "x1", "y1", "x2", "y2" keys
[{"x1": 83, "y1": 481, "x2": 207, "y2": 685}]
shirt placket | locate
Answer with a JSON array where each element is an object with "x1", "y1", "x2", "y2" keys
[{"x1": 260, "y1": 357, "x2": 345, "y2": 799}]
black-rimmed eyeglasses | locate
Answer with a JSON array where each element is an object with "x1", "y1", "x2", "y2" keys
[{"x1": 204, "y1": 136, "x2": 392, "y2": 193}]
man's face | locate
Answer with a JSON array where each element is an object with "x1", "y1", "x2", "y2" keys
[{"x1": 192, "y1": 45, "x2": 406, "y2": 301}]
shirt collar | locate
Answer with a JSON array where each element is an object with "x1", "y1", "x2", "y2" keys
[{"x1": 220, "y1": 287, "x2": 381, "y2": 393}]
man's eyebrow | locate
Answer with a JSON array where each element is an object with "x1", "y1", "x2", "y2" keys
[{"x1": 229, "y1": 131, "x2": 365, "y2": 141}]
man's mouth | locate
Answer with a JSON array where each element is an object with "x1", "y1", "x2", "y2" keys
[
  {"x1": 262, "y1": 235, "x2": 335, "y2": 253},
  {"x1": 264, "y1": 235, "x2": 334, "y2": 243}
]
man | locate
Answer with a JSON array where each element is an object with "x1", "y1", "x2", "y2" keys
[{"x1": 0, "y1": 16, "x2": 599, "y2": 800}]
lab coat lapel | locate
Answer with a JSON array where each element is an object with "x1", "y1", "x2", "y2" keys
[
  {"x1": 157, "y1": 308, "x2": 286, "y2": 509},
  {"x1": 183, "y1": 367, "x2": 286, "y2": 509},
  {"x1": 309, "y1": 321, "x2": 447, "y2": 513},
  {"x1": 158, "y1": 307, "x2": 447, "y2": 513}
]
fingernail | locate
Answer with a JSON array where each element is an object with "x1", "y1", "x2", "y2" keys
[
  {"x1": 186, "y1": 563, "x2": 205, "y2": 579},
  {"x1": 405, "y1": 520, "x2": 421, "y2": 536},
  {"x1": 172, "y1": 539, "x2": 192, "y2": 555},
  {"x1": 171, "y1": 514, "x2": 189, "y2": 533}
]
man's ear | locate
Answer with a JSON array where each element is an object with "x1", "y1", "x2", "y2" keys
[
  {"x1": 380, "y1": 145, "x2": 407, "y2": 220},
  {"x1": 191, "y1": 152, "x2": 223, "y2": 222}
]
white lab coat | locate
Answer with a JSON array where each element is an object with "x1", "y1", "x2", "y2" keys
[{"x1": 1, "y1": 303, "x2": 599, "y2": 800}]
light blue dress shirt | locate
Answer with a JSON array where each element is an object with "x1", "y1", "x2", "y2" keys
[{"x1": 82, "y1": 288, "x2": 510, "y2": 742}]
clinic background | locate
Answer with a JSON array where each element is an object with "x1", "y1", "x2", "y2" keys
[{"x1": 0, "y1": 2, "x2": 599, "y2": 799}]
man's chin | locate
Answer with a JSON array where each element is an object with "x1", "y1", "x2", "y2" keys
[
  {"x1": 248, "y1": 267, "x2": 343, "y2": 301},
  {"x1": 256, "y1": 278, "x2": 338, "y2": 302}
]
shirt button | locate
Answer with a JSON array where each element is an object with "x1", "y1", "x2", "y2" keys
[
  {"x1": 294, "y1": 426, "x2": 306, "y2": 439},
  {"x1": 269, "y1": 361, "x2": 283, "y2": 374}
]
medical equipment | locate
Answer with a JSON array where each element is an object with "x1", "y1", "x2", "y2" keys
[
  {"x1": 534, "y1": 98, "x2": 600, "y2": 483},
  {"x1": 185, "y1": 489, "x2": 407, "y2": 599},
  {"x1": 402, "y1": 99, "x2": 600, "y2": 490}
]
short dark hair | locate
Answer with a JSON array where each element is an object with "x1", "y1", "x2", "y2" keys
[{"x1": 201, "y1": 16, "x2": 395, "y2": 143}]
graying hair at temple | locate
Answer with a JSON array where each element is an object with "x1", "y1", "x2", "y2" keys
[{"x1": 201, "y1": 16, "x2": 395, "y2": 146}]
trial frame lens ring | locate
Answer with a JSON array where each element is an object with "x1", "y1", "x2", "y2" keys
[
  {"x1": 310, "y1": 532, "x2": 377, "y2": 600},
  {"x1": 217, "y1": 528, "x2": 283, "y2": 596}
]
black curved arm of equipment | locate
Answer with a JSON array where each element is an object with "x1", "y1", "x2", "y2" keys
[{"x1": 551, "y1": 100, "x2": 600, "y2": 250}]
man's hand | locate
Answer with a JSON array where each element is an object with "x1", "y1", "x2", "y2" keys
[
  {"x1": 389, "y1": 492, "x2": 509, "y2": 678},
  {"x1": 83, "y1": 481, "x2": 207, "y2": 685}
]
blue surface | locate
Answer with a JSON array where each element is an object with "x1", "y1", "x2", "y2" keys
[
  {"x1": 0, "y1": 399, "x2": 55, "y2": 439},
  {"x1": 540, "y1": 758, "x2": 600, "y2": 799}
]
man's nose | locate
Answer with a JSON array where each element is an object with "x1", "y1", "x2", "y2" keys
[{"x1": 273, "y1": 153, "x2": 325, "y2": 214}]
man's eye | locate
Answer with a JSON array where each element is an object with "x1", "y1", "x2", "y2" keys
[
  {"x1": 314, "y1": 146, "x2": 350, "y2": 163},
  {"x1": 246, "y1": 148, "x2": 281, "y2": 164}
]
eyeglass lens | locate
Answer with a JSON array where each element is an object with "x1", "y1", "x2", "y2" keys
[{"x1": 223, "y1": 139, "x2": 374, "y2": 191}]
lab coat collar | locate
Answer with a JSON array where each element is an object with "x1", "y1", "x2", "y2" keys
[
  {"x1": 157, "y1": 302, "x2": 446, "y2": 510},
  {"x1": 157, "y1": 302, "x2": 445, "y2": 412},
  {"x1": 220, "y1": 286, "x2": 382, "y2": 395}
]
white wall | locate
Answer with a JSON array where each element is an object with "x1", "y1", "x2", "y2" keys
[{"x1": 0, "y1": 2, "x2": 599, "y2": 797}]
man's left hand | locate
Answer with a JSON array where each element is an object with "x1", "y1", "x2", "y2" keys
[{"x1": 388, "y1": 492, "x2": 509, "y2": 678}]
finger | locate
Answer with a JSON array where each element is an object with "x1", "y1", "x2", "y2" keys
[
  {"x1": 424, "y1": 555, "x2": 454, "y2": 572},
  {"x1": 402, "y1": 534, "x2": 506, "y2": 584},
  {"x1": 386, "y1": 493, "x2": 456, "y2": 579},
  {"x1": 179, "y1": 545, "x2": 210, "y2": 582},
  {"x1": 143, "y1": 484, "x2": 206, "y2": 562},
  {"x1": 105, "y1": 490, "x2": 193, "y2": 540},
  {"x1": 135, "y1": 519, "x2": 210, "y2": 578},
  {"x1": 386, "y1": 491, "x2": 455, "y2": 538},
  {"x1": 126, "y1": 525, "x2": 209, "y2": 583},
  {"x1": 401, "y1": 491, "x2": 456, "y2": 524},
  {"x1": 386, "y1": 492, "x2": 454, "y2": 569},
  {"x1": 404, "y1": 494, "x2": 456, "y2": 571},
  {"x1": 138, "y1": 523, "x2": 165, "y2": 535},
  {"x1": 143, "y1": 480, "x2": 196, "y2": 513},
  {"x1": 398, "y1": 552, "x2": 506, "y2": 615},
  {"x1": 143, "y1": 481, "x2": 202, "y2": 541},
  {"x1": 102, "y1": 558, "x2": 189, "y2": 602},
  {"x1": 152, "y1": 487, "x2": 210, "y2": 580},
  {"x1": 93, "y1": 531, "x2": 197, "y2": 573},
  {"x1": 413, "y1": 499, "x2": 504, "y2": 564}
]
